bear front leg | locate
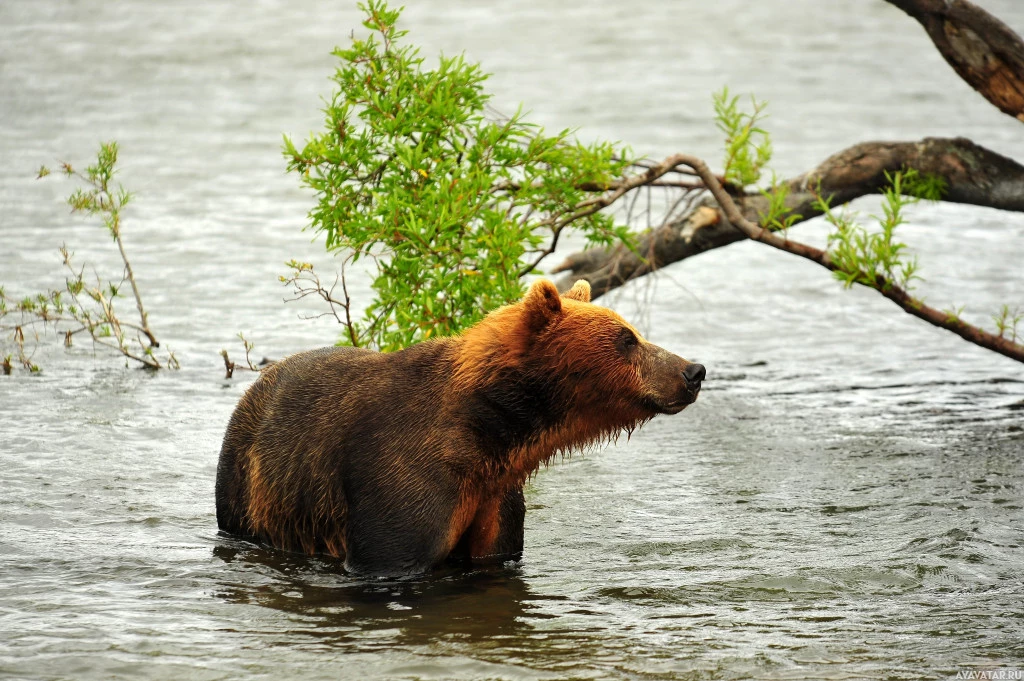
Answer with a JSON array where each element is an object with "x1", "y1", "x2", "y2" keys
[
  {"x1": 342, "y1": 476, "x2": 461, "y2": 577},
  {"x1": 466, "y1": 485, "x2": 525, "y2": 564},
  {"x1": 344, "y1": 509, "x2": 455, "y2": 577},
  {"x1": 491, "y1": 485, "x2": 526, "y2": 560}
]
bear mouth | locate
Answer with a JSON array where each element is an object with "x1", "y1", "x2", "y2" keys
[{"x1": 651, "y1": 387, "x2": 700, "y2": 414}]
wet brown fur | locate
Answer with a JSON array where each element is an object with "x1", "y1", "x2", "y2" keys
[
  {"x1": 216, "y1": 279, "x2": 701, "y2": 576},
  {"x1": 451, "y1": 282, "x2": 651, "y2": 487}
]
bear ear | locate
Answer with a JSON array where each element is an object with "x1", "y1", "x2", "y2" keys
[
  {"x1": 562, "y1": 280, "x2": 591, "y2": 303},
  {"x1": 523, "y1": 279, "x2": 563, "y2": 330}
]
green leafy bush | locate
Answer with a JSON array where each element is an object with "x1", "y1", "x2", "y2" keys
[{"x1": 284, "y1": 1, "x2": 632, "y2": 351}]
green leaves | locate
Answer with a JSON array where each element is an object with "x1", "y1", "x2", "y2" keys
[
  {"x1": 824, "y1": 169, "x2": 931, "y2": 292},
  {"x1": 758, "y1": 174, "x2": 802, "y2": 233},
  {"x1": 712, "y1": 87, "x2": 772, "y2": 188},
  {"x1": 62, "y1": 142, "x2": 132, "y2": 240},
  {"x1": 284, "y1": 1, "x2": 632, "y2": 351},
  {"x1": 993, "y1": 305, "x2": 1023, "y2": 343},
  {"x1": 713, "y1": 89, "x2": 800, "y2": 233}
]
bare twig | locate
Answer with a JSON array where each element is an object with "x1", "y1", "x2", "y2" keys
[
  {"x1": 282, "y1": 258, "x2": 363, "y2": 347},
  {"x1": 516, "y1": 153, "x2": 703, "y2": 277},
  {"x1": 220, "y1": 350, "x2": 236, "y2": 379},
  {"x1": 220, "y1": 334, "x2": 259, "y2": 379},
  {"x1": 111, "y1": 219, "x2": 157, "y2": 348}
]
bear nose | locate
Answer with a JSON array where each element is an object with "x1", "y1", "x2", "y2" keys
[{"x1": 683, "y1": 363, "x2": 706, "y2": 385}]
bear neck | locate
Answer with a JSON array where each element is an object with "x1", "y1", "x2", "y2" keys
[
  {"x1": 457, "y1": 362, "x2": 567, "y2": 462},
  {"x1": 450, "y1": 315, "x2": 649, "y2": 484},
  {"x1": 455, "y1": 361, "x2": 648, "y2": 486}
]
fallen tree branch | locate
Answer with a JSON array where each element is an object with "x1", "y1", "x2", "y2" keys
[
  {"x1": 554, "y1": 137, "x2": 1024, "y2": 298},
  {"x1": 884, "y1": 0, "x2": 1024, "y2": 122},
  {"x1": 515, "y1": 153, "x2": 708, "y2": 278},
  {"x1": 676, "y1": 154, "x2": 1024, "y2": 364}
]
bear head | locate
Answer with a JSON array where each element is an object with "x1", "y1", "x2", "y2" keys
[{"x1": 454, "y1": 279, "x2": 704, "y2": 465}]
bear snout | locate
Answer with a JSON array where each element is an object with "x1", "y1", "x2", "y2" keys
[
  {"x1": 642, "y1": 345, "x2": 704, "y2": 414},
  {"x1": 683, "y1": 362, "x2": 706, "y2": 386},
  {"x1": 676, "y1": 361, "x2": 705, "y2": 407}
]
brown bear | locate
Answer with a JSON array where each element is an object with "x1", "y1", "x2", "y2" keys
[{"x1": 215, "y1": 279, "x2": 704, "y2": 576}]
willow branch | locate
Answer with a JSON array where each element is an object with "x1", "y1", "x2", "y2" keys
[
  {"x1": 111, "y1": 222, "x2": 158, "y2": 348},
  {"x1": 678, "y1": 153, "x2": 1024, "y2": 364}
]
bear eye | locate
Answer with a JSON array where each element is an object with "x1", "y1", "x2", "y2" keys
[{"x1": 617, "y1": 328, "x2": 639, "y2": 354}]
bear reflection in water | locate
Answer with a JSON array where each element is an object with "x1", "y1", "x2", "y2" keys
[
  {"x1": 212, "y1": 541, "x2": 554, "y2": 647},
  {"x1": 216, "y1": 279, "x2": 704, "y2": 577}
]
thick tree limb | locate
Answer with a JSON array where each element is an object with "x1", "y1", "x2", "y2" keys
[
  {"x1": 554, "y1": 137, "x2": 1024, "y2": 298},
  {"x1": 678, "y1": 153, "x2": 1024, "y2": 364},
  {"x1": 884, "y1": 0, "x2": 1024, "y2": 121}
]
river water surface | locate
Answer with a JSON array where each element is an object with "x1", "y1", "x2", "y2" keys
[{"x1": 2, "y1": 1, "x2": 1023, "y2": 679}]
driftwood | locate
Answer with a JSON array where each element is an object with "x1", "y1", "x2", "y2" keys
[
  {"x1": 884, "y1": 0, "x2": 1024, "y2": 122},
  {"x1": 554, "y1": 137, "x2": 1024, "y2": 298}
]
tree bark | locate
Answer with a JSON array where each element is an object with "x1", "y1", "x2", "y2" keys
[
  {"x1": 554, "y1": 137, "x2": 1024, "y2": 299},
  {"x1": 884, "y1": 0, "x2": 1024, "y2": 122}
]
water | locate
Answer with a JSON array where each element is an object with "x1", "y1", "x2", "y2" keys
[{"x1": 2, "y1": 1, "x2": 1024, "y2": 679}]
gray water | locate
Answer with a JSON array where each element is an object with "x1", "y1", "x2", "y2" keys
[{"x1": 2, "y1": 1, "x2": 1024, "y2": 679}]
